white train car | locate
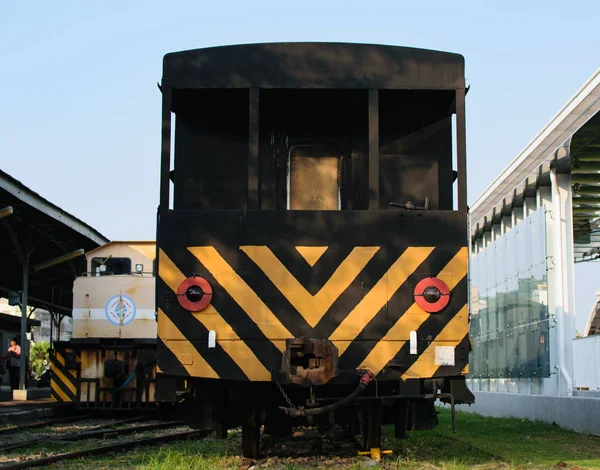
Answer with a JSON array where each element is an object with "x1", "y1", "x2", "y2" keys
[{"x1": 50, "y1": 242, "x2": 160, "y2": 409}]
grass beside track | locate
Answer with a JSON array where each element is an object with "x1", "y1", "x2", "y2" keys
[
  {"x1": 16, "y1": 409, "x2": 600, "y2": 469},
  {"x1": 387, "y1": 407, "x2": 600, "y2": 469}
]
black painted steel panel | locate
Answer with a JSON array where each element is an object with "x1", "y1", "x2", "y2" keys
[
  {"x1": 156, "y1": 210, "x2": 467, "y2": 381},
  {"x1": 163, "y1": 43, "x2": 465, "y2": 90}
]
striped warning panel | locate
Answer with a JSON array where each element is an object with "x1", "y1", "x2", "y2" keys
[
  {"x1": 355, "y1": 248, "x2": 469, "y2": 376},
  {"x1": 157, "y1": 240, "x2": 468, "y2": 382},
  {"x1": 49, "y1": 350, "x2": 78, "y2": 403}
]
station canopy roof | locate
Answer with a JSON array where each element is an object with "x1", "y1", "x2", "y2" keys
[
  {"x1": 470, "y1": 69, "x2": 600, "y2": 263},
  {"x1": 0, "y1": 169, "x2": 109, "y2": 315}
]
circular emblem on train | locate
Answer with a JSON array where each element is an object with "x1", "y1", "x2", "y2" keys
[{"x1": 105, "y1": 295, "x2": 137, "y2": 326}]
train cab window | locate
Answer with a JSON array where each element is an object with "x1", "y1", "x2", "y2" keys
[
  {"x1": 91, "y1": 257, "x2": 132, "y2": 276},
  {"x1": 287, "y1": 145, "x2": 341, "y2": 210}
]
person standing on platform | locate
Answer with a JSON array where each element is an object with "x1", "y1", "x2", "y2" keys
[{"x1": 1, "y1": 338, "x2": 22, "y2": 390}]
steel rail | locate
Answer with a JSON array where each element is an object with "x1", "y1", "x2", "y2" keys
[
  {"x1": 0, "y1": 415, "x2": 88, "y2": 435},
  {"x1": 3, "y1": 416, "x2": 147, "y2": 452},
  {"x1": 0, "y1": 429, "x2": 207, "y2": 470},
  {"x1": 61, "y1": 420, "x2": 185, "y2": 441}
]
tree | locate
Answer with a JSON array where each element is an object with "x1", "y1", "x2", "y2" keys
[{"x1": 30, "y1": 341, "x2": 50, "y2": 377}]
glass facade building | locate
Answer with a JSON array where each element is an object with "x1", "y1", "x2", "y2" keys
[{"x1": 470, "y1": 206, "x2": 551, "y2": 379}]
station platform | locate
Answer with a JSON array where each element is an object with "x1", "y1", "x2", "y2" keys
[
  {"x1": 0, "y1": 385, "x2": 50, "y2": 402},
  {"x1": 0, "y1": 391, "x2": 71, "y2": 425},
  {"x1": 0, "y1": 398, "x2": 55, "y2": 410}
]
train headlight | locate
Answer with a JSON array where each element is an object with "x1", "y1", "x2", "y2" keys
[
  {"x1": 177, "y1": 276, "x2": 212, "y2": 312},
  {"x1": 414, "y1": 277, "x2": 450, "y2": 313},
  {"x1": 422, "y1": 286, "x2": 441, "y2": 303},
  {"x1": 185, "y1": 285, "x2": 204, "y2": 303}
]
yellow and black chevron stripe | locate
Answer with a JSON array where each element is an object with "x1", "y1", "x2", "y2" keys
[
  {"x1": 157, "y1": 236, "x2": 468, "y2": 382},
  {"x1": 49, "y1": 350, "x2": 79, "y2": 403}
]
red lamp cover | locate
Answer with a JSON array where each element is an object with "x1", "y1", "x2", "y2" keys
[
  {"x1": 414, "y1": 277, "x2": 450, "y2": 313},
  {"x1": 177, "y1": 276, "x2": 212, "y2": 312}
]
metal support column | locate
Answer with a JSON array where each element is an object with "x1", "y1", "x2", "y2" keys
[
  {"x1": 550, "y1": 170, "x2": 574, "y2": 396},
  {"x1": 57, "y1": 315, "x2": 63, "y2": 341},
  {"x1": 455, "y1": 88, "x2": 467, "y2": 211},
  {"x1": 159, "y1": 87, "x2": 172, "y2": 211},
  {"x1": 248, "y1": 88, "x2": 260, "y2": 209},
  {"x1": 19, "y1": 254, "x2": 29, "y2": 390},
  {"x1": 49, "y1": 311, "x2": 53, "y2": 347},
  {"x1": 368, "y1": 89, "x2": 379, "y2": 209}
]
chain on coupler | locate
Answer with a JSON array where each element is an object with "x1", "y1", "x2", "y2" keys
[{"x1": 271, "y1": 371, "x2": 304, "y2": 417}]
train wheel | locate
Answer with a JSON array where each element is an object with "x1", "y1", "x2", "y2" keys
[
  {"x1": 264, "y1": 411, "x2": 292, "y2": 438},
  {"x1": 242, "y1": 407, "x2": 261, "y2": 459},
  {"x1": 211, "y1": 399, "x2": 228, "y2": 439},
  {"x1": 212, "y1": 420, "x2": 228, "y2": 440},
  {"x1": 394, "y1": 400, "x2": 410, "y2": 439}
]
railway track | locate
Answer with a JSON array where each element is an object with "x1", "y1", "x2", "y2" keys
[
  {"x1": 3, "y1": 416, "x2": 147, "y2": 452},
  {"x1": 1, "y1": 416, "x2": 373, "y2": 470},
  {"x1": 0, "y1": 415, "x2": 89, "y2": 435},
  {"x1": 1, "y1": 416, "x2": 498, "y2": 469},
  {"x1": 0, "y1": 429, "x2": 207, "y2": 470},
  {"x1": 0, "y1": 415, "x2": 209, "y2": 470}
]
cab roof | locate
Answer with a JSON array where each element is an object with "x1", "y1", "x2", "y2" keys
[{"x1": 162, "y1": 42, "x2": 465, "y2": 90}]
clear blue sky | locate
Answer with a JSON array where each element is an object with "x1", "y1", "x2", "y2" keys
[{"x1": 1, "y1": 2, "x2": 599, "y2": 325}]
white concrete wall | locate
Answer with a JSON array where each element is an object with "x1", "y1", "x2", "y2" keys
[{"x1": 455, "y1": 392, "x2": 600, "y2": 436}]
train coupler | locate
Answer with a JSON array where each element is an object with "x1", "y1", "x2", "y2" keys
[{"x1": 281, "y1": 337, "x2": 338, "y2": 386}]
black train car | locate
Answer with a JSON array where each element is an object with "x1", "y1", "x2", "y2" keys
[{"x1": 155, "y1": 42, "x2": 474, "y2": 459}]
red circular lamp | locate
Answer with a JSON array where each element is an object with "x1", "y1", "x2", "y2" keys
[
  {"x1": 414, "y1": 277, "x2": 450, "y2": 313},
  {"x1": 177, "y1": 276, "x2": 212, "y2": 312}
]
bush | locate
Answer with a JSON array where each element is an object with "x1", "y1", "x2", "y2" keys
[{"x1": 30, "y1": 341, "x2": 50, "y2": 376}]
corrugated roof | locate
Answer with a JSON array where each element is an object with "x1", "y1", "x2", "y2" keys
[
  {"x1": 1, "y1": 168, "x2": 110, "y2": 313},
  {"x1": 0, "y1": 169, "x2": 108, "y2": 244}
]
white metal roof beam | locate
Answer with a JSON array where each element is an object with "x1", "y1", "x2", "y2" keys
[
  {"x1": 0, "y1": 170, "x2": 108, "y2": 245},
  {"x1": 471, "y1": 69, "x2": 600, "y2": 231}
]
